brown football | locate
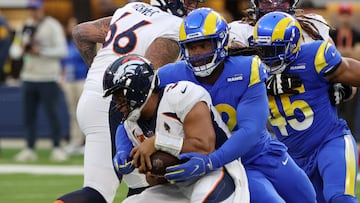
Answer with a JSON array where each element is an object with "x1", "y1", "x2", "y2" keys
[{"x1": 150, "y1": 150, "x2": 181, "y2": 176}]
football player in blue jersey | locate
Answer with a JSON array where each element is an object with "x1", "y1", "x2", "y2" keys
[
  {"x1": 253, "y1": 11, "x2": 360, "y2": 203},
  {"x1": 229, "y1": 0, "x2": 355, "y2": 106},
  {"x1": 133, "y1": 7, "x2": 317, "y2": 203}
]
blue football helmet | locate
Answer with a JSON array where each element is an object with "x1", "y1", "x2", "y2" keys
[
  {"x1": 250, "y1": 0, "x2": 299, "y2": 20},
  {"x1": 253, "y1": 11, "x2": 302, "y2": 74},
  {"x1": 179, "y1": 7, "x2": 229, "y2": 77},
  {"x1": 151, "y1": 0, "x2": 205, "y2": 17},
  {"x1": 103, "y1": 54, "x2": 158, "y2": 121}
]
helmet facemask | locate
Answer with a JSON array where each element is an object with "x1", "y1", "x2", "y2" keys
[
  {"x1": 125, "y1": 74, "x2": 158, "y2": 122},
  {"x1": 181, "y1": 34, "x2": 228, "y2": 77},
  {"x1": 179, "y1": 8, "x2": 229, "y2": 77},
  {"x1": 254, "y1": 37, "x2": 298, "y2": 74},
  {"x1": 251, "y1": 0, "x2": 299, "y2": 20}
]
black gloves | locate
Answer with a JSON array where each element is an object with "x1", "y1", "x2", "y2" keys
[
  {"x1": 328, "y1": 83, "x2": 353, "y2": 105},
  {"x1": 266, "y1": 74, "x2": 352, "y2": 105},
  {"x1": 266, "y1": 74, "x2": 302, "y2": 96}
]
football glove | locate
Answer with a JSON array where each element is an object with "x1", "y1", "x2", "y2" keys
[
  {"x1": 164, "y1": 152, "x2": 213, "y2": 183},
  {"x1": 113, "y1": 151, "x2": 134, "y2": 175},
  {"x1": 328, "y1": 83, "x2": 353, "y2": 106},
  {"x1": 266, "y1": 74, "x2": 302, "y2": 96}
]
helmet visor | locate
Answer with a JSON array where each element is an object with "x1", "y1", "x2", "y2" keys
[{"x1": 255, "y1": 43, "x2": 286, "y2": 65}]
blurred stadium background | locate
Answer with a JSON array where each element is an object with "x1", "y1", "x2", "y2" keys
[{"x1": 1, "y1": 0, "x2": 360, "y2": 202}]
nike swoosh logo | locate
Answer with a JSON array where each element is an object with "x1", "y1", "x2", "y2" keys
[
  {"x1": 181, "y1": 86, "x2": 187, "y2": 94},
  {"x1": 190, "y1": 165, "x2": 200, "y2": 175},
  {"x1": 282, "y1": 157, "x2": 289, "y2": 165}
]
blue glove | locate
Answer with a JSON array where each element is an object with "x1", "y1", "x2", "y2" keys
[
  {"x1": 164, "y1": 152, "x2": 213, "y2": 183},
  {"x1": 113, "y1": 151, "x2": 134, "y2": 175}
]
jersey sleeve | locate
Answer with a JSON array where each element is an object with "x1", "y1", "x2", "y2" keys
[
  {"x1": 248, "y1": 55, "x2": 268, "y2": 87},
  {"x1": 307, "y1": 13, "x2": 330, "y2": 41},
  {"x1": 164, "y1": 81, "x2": 212, "y2": 122},
  {"x1": 209, "y1": 82, "x2": 269, "y2": 168},
  {"x1": 157, "y1": 16, "x2": 182, "y2": 41},
  {"x1": 313, "y1": 41, "x2": 342, "y2": 77},
  {"x1": 229, "y1": 21, "x2": 254, "y2": 47},
  {"x1": 115, "y1": 124, "x2": 134, "y2": 154},
  {"x1": 123, "y1": 120, "x2": 145, "y2": 147},
  {"x1": 298, "y1": 13, "x2": 330, "y2": 43}
]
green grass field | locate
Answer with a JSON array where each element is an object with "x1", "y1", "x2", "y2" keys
[
  {"x1": 0, "y1": 174, "x2": 128, "y2": 203},
  {"x1": 0, "y1": 148, "x2": 359, "y2": 202},
  {"x1": 0, "y1": 148, "x2": 128, "y2": 203}
]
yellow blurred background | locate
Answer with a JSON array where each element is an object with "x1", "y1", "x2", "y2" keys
[{"x1": 1, "y1": 0, "x2": 360, "y2": 31}]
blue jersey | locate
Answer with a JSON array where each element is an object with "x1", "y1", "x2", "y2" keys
[
  {"x1": 158, "y1": 55, "x2": 272, "y2": 165},
  {"x1": 268, "y1": 40, "x2": 351, "y2": 159}
]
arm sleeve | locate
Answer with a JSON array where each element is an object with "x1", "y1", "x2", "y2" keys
[
  {"x1": 314, "y1": 41, "x2": 342, "y2": 78},
  {"x1": 115, "y1": 124, "x2": 133, "y2": 155},
  {"x1": 209, "y1": 82, "x2": 269, "y2": 168}
]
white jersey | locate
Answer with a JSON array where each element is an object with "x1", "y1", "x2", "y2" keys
[
  {"x1": 124, "y1": 81, "x2": 249, "y2": 203},
  {"x1": 229, "y1": 13, "x2": 330, "y2": 47},
  {"x1": 124, "y1": 81, "x2": 225, "y2": 153},
  {"x1": 85, "y1": 2, "x2": 182, "y2": 94},
  {"x1": 77, "y1": 2, "x2": 182, "y2": 202},
  {"x1": 156, "y1": 81, "x2": 227, "y2": 155}
]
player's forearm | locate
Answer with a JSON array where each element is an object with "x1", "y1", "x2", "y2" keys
[
  {"x1": 72, "y1": 26, "x2": 97, "y2": 67},
  {"x1": 115, "y1": 124, "x2": 133, "y2": 154},
  {"x1": 209, "y1": 84, "x2": 268, "y2": 168},
  {"x1": 72, "y1": 17, "x2": 111, "y2": 67},
  {"x1": 181, "y1": 137, "x2": 214, "y2": 155},
  {"x1": 328, "y1": 57, "x2": 360, "y2": 86}
]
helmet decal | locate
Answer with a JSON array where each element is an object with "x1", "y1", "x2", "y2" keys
[{"x1": 102, "y1": 54, "x2": 158, "y2": 121}]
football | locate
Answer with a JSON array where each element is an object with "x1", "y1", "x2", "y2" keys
[{"x1": 150, "y1": 150, "x2": 181, "y2": 176}]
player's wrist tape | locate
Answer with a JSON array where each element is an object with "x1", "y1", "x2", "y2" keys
[{"x1": 155, "y1": 133, "x2": 183, "y2": 157}]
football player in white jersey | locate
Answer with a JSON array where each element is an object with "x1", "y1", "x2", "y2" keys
[
  {"x1": 228, "y1": 0, "x2": 355, "y2": 104},
  {"x1": 55, "y1": 1, "x2": 204, "y2": 203},
  {"x1": 102, "y1": 54, "x2": 249, "y2": 203},
  {"x1": 229, "y1": 0, "x2": 330, "y2": 47}
]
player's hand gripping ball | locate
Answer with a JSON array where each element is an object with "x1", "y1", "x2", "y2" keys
[{"x1": 150, "y1": 151, "x2": 182, "y2": 177}]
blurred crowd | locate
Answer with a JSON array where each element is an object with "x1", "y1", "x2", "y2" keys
[{"x1": 0, "y1": 0, "x2": 359, "y2": 161}]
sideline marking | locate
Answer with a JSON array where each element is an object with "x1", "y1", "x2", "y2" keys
[{"x1": 0, "y1": 164, "x2": 83, "y2": 175}]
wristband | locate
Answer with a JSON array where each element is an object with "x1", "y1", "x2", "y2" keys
[{"x1": 155, "y1": 133, "x2": 183, "y2": 157}]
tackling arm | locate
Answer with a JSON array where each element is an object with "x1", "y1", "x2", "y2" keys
[
  {"x1": 209, "y1": 82, "x2": 268, "y2": 168},
  {"x1": 113, "y1": 124, "x2": 135, "y2": 175},
  {"x1": 165, "y1": 83, "x2": 268, "y2": 183},
  {"x1": 326, "y1": 57, "x2": 360, "y2": 87},
  {"x1": 72, "y1": 16, "x2": 112, "y2": 67}
]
